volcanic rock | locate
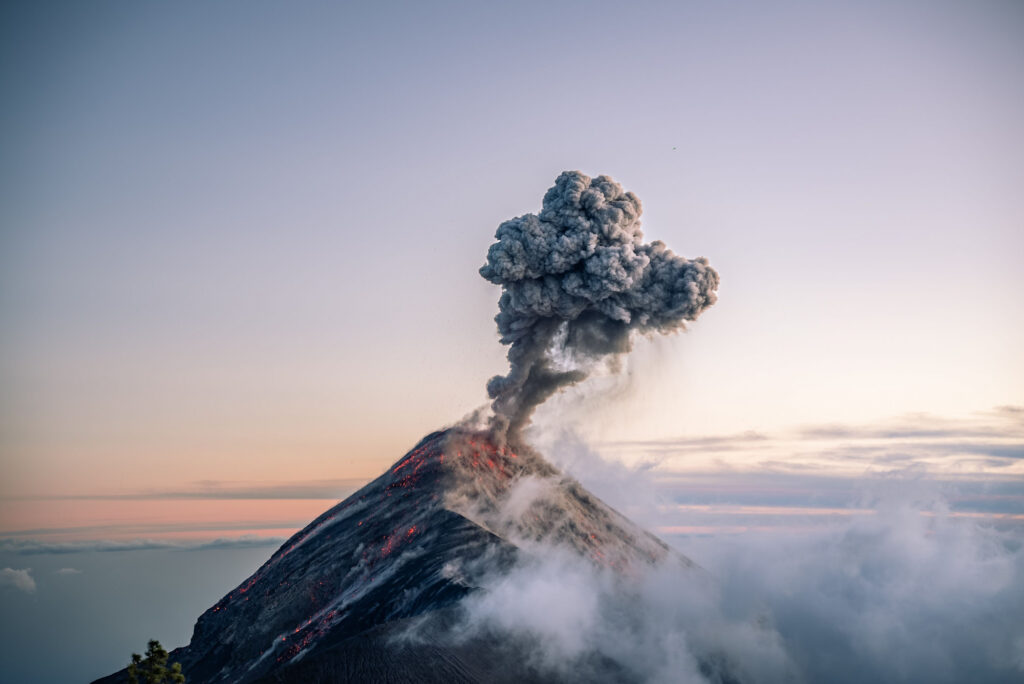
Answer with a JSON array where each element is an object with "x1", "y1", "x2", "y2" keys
[{"x1": 94, "y1": 428, "x2": 692, "y2": 683}]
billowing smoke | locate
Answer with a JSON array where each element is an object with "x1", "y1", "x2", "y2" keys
[{"x1": 480, "y1": 171, "x2": 719, "y2": 440}]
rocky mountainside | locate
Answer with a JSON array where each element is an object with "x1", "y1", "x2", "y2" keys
[{"x1": 95, "y1": 428, "x2": 692, "y2": 683}]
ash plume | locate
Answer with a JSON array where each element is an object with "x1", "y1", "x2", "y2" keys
[{"x1": 480, "y1": 171, "x2": 719, "y2": 440}]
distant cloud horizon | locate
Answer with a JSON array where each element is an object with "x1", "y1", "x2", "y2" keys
[
  {"x1": 3, "y1": 477, "x2": 367, "y2": 502},
  {"x1": 599, "y1": 405, "x2": 1024, "y2": 475},
  {"x1": 1, "y1": 408, "x2": 1021, "y2": 555},
  {"x1": 1, "y1": 535, "x2": 287, "y2": 556}
]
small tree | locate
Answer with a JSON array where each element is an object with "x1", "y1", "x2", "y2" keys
[{"x1": 127, "y1": 639, "x2": 185, "y2": 684}]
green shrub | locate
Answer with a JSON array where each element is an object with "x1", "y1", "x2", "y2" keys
[{"x1": 126, "y1": 639, "x2": 185, "y2": 684}]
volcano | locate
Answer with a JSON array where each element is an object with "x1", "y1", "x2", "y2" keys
[
  {"x1": 94, "y1": 429, "x2": 695, "y2": 683},
  {"x1": 89, "y1": 171, "x2": 720, "y2": 683}
]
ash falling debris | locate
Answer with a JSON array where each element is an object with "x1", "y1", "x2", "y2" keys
[{"x1": 480, "y1": 171, "x2": 719, "y2": 441}]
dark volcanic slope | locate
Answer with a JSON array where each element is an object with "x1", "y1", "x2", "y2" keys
[{"x1": 95, "y1": 429, "x2": 690, "y2": 684}]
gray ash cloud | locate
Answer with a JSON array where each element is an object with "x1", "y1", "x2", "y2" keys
[{"x1": 480, "y1": 171, "x2": 719, "y2": 440}]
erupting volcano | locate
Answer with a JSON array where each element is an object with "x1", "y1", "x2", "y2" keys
[
  {"x1": 94, "y1": 171, "x2": 719, "y2": 683},
  {"x1": 97, "y1": 430, "x2": 691, "y2": 683}
]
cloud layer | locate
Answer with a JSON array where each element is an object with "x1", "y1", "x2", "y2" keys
[
  {"x1": 602, "y1": 407, "x2": 1024, "y2": 478},
  {"x1": 0, "y1": 535, "x2": 286, "y2": 556},
  {"x1": 454, "y1": 493, "x2": 1024, "y2": 683},
  {"x1": 439, "y1": 415, "x2": 1024, "y2": 683}
]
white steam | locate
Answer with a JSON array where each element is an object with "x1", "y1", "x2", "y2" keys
[{"x1": 450, "y1": 473, "x2": 1024, "y2": 683}]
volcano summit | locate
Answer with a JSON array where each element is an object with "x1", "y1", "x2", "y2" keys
[
  {"x1": 94, "y1": 430, "x2": 695, "y2": 683},
  {"x1": 95, "y1": 171, "x2": 719, "y2": 683}
]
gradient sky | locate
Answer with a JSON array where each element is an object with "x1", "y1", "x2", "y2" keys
[
  {"x1": 1, "y1": 3, "x2": 1023, "y2": 681},
  {"x1": 3, "y1": 0, "x2": 1022, "y2": 503}
]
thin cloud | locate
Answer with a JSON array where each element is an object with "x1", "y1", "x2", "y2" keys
[
  {"x1": 54, "y1": 568, "x2": 82, "y2": 575},
  {"x1": 597, "y1": 408, "x2": 1024, "y2": 487},
  {"x1": 651, "y1": 471, "x2": 1024, "y2": 516},
  {"x1": 0, "y1": 535, "x2": 286, "y2": 556},
  {"x1": 30, "y1": 478, "x2": 369, "y2": 501},
  {"x1": 611, "y1": 409, "x2": 1024, "y2": 454},
  {"x1": 992, "y1": 405, "x2": 1024, "y2": 420},
  {"x1": 796, "y1": 409, "x2": 1024, "y2": 442},
  {"x1": 0, "y1": 519, "x2": 309, "y2": 540},
  {"x1": 794, "y1": 441, "x2": 1024, "y2": 468},
  {"x1": 0, "y1": 567, "x2": 36, "y2": 593},
  {"x1": 603, "y1": 430, "x2": 770, "y2": 452}
]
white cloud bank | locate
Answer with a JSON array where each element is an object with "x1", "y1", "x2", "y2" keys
[{"x1": 451, "y1": 485, "x2": 1024, "y2": 683}]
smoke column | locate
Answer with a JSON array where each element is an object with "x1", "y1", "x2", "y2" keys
[{"x1": 480, "y1": 171, "x2": 719, "y2": 440}]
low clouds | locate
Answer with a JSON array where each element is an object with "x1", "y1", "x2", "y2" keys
[
  {"x1": 450, "y1": 550, "x2": 795, "y2": 683},
  {"x1": 54, "y1": 568, "x2": 81, "y2": 575},
  {"x1": 0, "y1": 567, "x2": 36, "y2": 593},
  {"x1": 439, "y1": 412, "x2": 1024, "y2": 682},
  {"x1": 451, "y1": 493, "x2": 1024, "y2": 683},
  {"x1": 679, "y1": 501, "x2": 1024, "y2": 683}
]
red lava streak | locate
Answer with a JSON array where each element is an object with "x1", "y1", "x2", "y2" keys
[
  {"x1": 380, "y1": 524, "x2": 420, "y2": 559},
  {"x1": 236, "y1": 577, "x2": 258, "y2": 595},
  {"x1": 385, "y1": 445, "x2": 437, "y2": 494}
]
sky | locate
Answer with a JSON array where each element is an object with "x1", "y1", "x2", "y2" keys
[{"x1": 1, "y1": 1, "x2": 1022, "y2": 682}]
